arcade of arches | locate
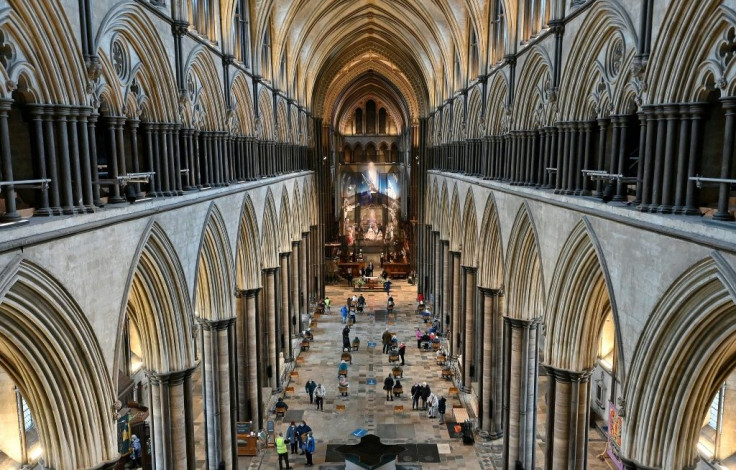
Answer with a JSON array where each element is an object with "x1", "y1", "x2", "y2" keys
[{"x1": 0, "y1": 0, "x2": 734, "y2": 469}]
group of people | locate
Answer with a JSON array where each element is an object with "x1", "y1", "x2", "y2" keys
[
  {"x1": 277, "y1": 420, "x2": 316, "y2": 468},
  {"x1": 410, "y1": 382, "x2": 447, "y2": 424},
  {"x1": 304, "y1": 379, "x2": 326, "y2": 411},
  {"x1": 382, "y1": 373, "x2": 403, "y2": 400}
]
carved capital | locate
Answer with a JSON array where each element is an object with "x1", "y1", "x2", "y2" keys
[
  {"x1": 222, "y1": 54, "x2": 235, "y2": 67},
  {"x1": 172, "y1": 21, "x2": 189, "y2": 37}
]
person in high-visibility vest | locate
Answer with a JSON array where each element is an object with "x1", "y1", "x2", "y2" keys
[{"x1": 276, "y1": 431, "x2": 291, "y2": 469}]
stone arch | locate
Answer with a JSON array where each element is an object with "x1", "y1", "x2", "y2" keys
[
  {"x1": 258, "y1": 87, "x2": 275, "y2": 140},
  {"x1": 426, "y1": 179, "x2": 439, "y2": 228},
  {"x1": 486, "y1": 72, "x2": 510, "y2": 134},
  {"x1": 279, "y1": 187, "x2": 292, "y2": 253},
  {"x1": 94, "y1": 2, "x2": 178, "y2": 120},
  {"x1": 467, "y1": 85, "x2": 483, "y2": 138},
  {"x1": 438, "y1": 181, "x2": 450, "y2": 240},
  {"x1": 0, "y1": 258, "x2": 115, "y2": 469},
  {"x1": 293, "y1": 181, "x2": 305, "y2": 234},
  {"x1": 477, "y1": 193, "x2": 504, "y2": 289},
  {"x1": 544, "y1": 218, "x2": 623, "y2": 376},
  {"x1": 277, "y1": 98, "x2": 289, "y2": 142},
  {"x1": 513, "y1": 45, "x2": 553, "y2": 128},
  {"x1": 231, "y1": 71, "x2": 255, "y2": 136},
  {"x1": 460, "y1": 187, "x2": 478, "y2": 267},
  {"x1": 119, "y1": 221, "x2": 195, "y2": 374},
  {"x1": 0, "y1": 0, "x2": 86, "y2": 103},
  {"x1": 193, "y1": 204, "x2": 235, "y2": 321},
  {"x1": 504, "y1": 203, "x2": 545, "y2": 320},
  {"x1": 623, "y1": 254, "x2": 736, "y2": 469},
  {"x1": 647, "y1": 1, "x2": 734, "y2": 103},
  {"x1": 261, "y1": 188, "x2": 280, "y2": 269},
  {"x1": 185, "y1": 45, "x2": 228, "y2": 131},
  {"x1": 558, "y1": 0, "x2": 638, "y2": 118},
  {"x1": 235, "y1": 194, "x2": 262, "y2": 291},
  {"x1": 448, "y1": 186, "x2": 462, "y2": 252}
]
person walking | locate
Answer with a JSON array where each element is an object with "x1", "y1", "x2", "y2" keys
[
  {"x1": 438, "y1": 396, "x2": 447, "y2": 424},
  {"x1": 276, "y1": 432, "x2": 291, "y2": 469},
  {"x1": 411, "y1": 383, "x2": 420, "y2": 410},
  {"x1": 286, "y1": 421, "x2": 299, "y2": 454},
  {"x1": 384, "y1": 278, "x2": 392, "y2": 295},
  {"x1": 416, "y1": 328, "x2": 422, "y2": 348},
  {"x1": 305, "y1": 431, "x2": 316, "y2": 466},
  {"x1": 421, "y1": 382, "x2": 431, "y2": 410},
  {"x1": 341, "y1": 304, "x2": 348, "y2": 324},
  {"x1": 305, "y1": 380, "x2": 317, "y2": 404},
  {"x1": 382, "y1": 329, "x2": 392, "y2": 354},
  {"x1": 324, "y1": 296, "x2": 331, "y2": 313},
  {"x1": 130, "y1": 434, "x2": 142, "y2": 468},
  {"x1": 315, "y1": 383, "x2": 326, "y2": 411},
  {"x1": 427, "y1": 393, "x2": 438, "y2": 418},
  {"x1": 398, "y1": 342, "x2": 406, "y2": 365},
  {"x1": 383, "y1": 373, "x2": 395, "y2": 401}
]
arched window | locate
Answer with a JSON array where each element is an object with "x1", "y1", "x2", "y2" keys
[
  {"x1": 355, "y1": 108, "x2": 363, "y2": 135},
  {"x1": 261, "y1": 26, "x2": 271, "y2": 80},
  {"x1": 469, "y1": 27, "x2": 480, "y2": 78},
  {"x1": 365, "y1": 143, "x2": 377, "y2": 161},
  {"x1": 366, "y1": 101, "x2": 376, "y2": 134},
  {"x1": 492, "y1": 0, "x2": 506, "y2": 64},
  {"x1": 378, "y1": 108, "x2": 387, "y2": 134},
  {"x1": 379, "y1": 143, "x2": 389, "y2": 162}
]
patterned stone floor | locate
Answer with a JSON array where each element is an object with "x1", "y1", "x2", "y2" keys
[{"x1": 232, "y1": 273, "x2": 613, "y2": 469}]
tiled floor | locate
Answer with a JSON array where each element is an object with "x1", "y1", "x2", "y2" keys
[{"x1": 235, "y1": 277, "x2": 613, "y2": 469}]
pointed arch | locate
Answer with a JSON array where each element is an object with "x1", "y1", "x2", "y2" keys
[
  {"x1": 439, "y1": 181, "x2": 450, "y2": 240},
  {"x1": 121, "y1": 222, "x2": 194, "y2": 374},
  {"x1": 231, "y1": 71, "x2": 255, "y2": 136},
  {"x1": 448, "y1": 185, "x2": 462, "y2": 252},
  {"x1": 0, "y1": 259, "x2": 116, "y2": 469},
  {"x1": 467, "y1": 86, "x2": 483, "y2": 139},
  {"x1": 258, "y1": 87, "x2": 275, "y2": 140},
  {"x1": 279, "y1": 188, "x2": 293, "y2": 253},
  {"x1": 504, "y1": 203, "x2": 546, "y2": 320},
  {"x1": 544, "y1": 219, "x2": 622, "y2": 374},
  {"x1": 486, "y1": 72, "x2": 510, "y2": 134},
  {"x1": 193, "y1": 204, "x2": 235, "y2": 321},
  {"x1": 261, "y1": 189, "x2": 280, "y2": 269},
  {"x1": 293, "y1": 181, "x2": 305, "y2": 235},
  {"x1": 185, "y1": 45, "x2": 228, "y2": 131},
  {"x1": 277, "y1": 98, "x2": 289, "y2": 142},
  {"x1": 460, "y1": 188, "x2": 478, "y2": 267},
  {"x1": 235, "y1": 194, "x2": 262, "y2": 291},
  {"x1": 477, "y1": 194, "x2": 505, "y2": 289},
  {"x1": 513, "y1": 45, "x2": 553, "y2": 127},
  {"x1": 624, "y1": 254, "x2": 736, "y2": 469}
]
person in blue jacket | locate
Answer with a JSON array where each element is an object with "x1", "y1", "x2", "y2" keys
[{"x1": 305, "y1": 431, "x2": 316, "y2": 466}]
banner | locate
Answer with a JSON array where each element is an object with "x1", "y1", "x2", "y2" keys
[
  {"x1": 117, "y1": 414, "x2": 131, "y2": 454},
  {"x1": 607, "y1": 401, "x2": 624, "y2": 470}
]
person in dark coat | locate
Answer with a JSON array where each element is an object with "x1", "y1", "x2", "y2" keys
[
  {"x1": 382, "y1": 329, "x2": 392, "y2": 354},
  {"x1": 305, "y1": 380, "x2": 317, "y2": 404},
  {"x1": 438, "y1": 397, "x2": 447, "y2": 424},
  {"x1": 398, "y1": 342, "x2": 406, "y2": 365},
  {"x1": 420, "y1": 382, "x2": 431, "y2": 410},
  {"x1": 383, "y1": 373, "x2": 395, "y2": 401},
  {"x1": 296, "y1": 420, "x2": 312, "y2": 454},
  {"x1": 411, "y1": 383, "x2": 421, "y2": 409}
]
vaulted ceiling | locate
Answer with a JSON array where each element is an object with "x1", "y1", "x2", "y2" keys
[{"x1": 253, "y1": 0, "x2": 490, "y2": 132}]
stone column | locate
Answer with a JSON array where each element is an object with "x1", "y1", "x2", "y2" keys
[
  {"x1": 57, "y1": 107, "x2": 78, "y2": 211},
  {"x1": 580, "y1": 122, "x2": 593, "y2": 196},
  {"x1": 639, "y1": 108, "x2": 657, "y2": 211},
  {"x1": 463, "y1": 267, "x2": 477, "y2": 389},
  {"x1": 264, "y1": 268, "x2": 279, "y2": 389},
  {"x1": 714, "y1": 97, "x2": 736, "y2": 221},
  {"x1": 301, "y1": 232, "x2": 309, "y2": 320},
  {"x1": 148, "y1": 366, "x2": 196, "y2": 470},
  {"x1": 66, "y1": 108, "x2": 84, "y2": 211},
  {"x1": 200, "y1": 318, "x2": 236, "y2": 470},
  {"x1": 480, "y1": 288, "x2": 503, "y2": 438},
  {"x1": 0, "y1": 99, "x2": 19, "y2": 220},
  {"x1": 451, "y1": 252, "x2": 461, "y2": 358},
  {"x1": 27, "y1": 105, "x2": 52, "y2": 215},
  {"x1": 236, "y1": 289, "x2": 261, "y2": 428},
  {"x1": 543, "y1": 366, "x2": 593, "y2": 470},
  {"x1": 87, "y1": 112, "x2": 102, "y2": 206},
  {"x1": 159, "y1": 123, "x2": 171, "y2": 196},
  {"x1": 280, "y1": 253, "x2": 292, "y2": 359},
  {"x1": 127, "y1": 119, "x2": 142, "y2": 197},
  {"x1": 441, "y1": 241, "x2": 450, "y2": 331},
  {"x1": 682, "y1": 105, "x2": 704, "y2": 215},
  {"x1": 554, "y1": 124, "x2": 567, "y2": 194},
  {"x1": 503, "y1": 317, "x2": 540, "y2": 470},
  {"x1": 292, "y1": 241, "x2": 301, "y2": 332},
  {"x1": 649, "y1": 107, "x2": 667, "y2": 211},
  {"x1": 658, "y1": 108, "x2": 679, "y2": 212}
]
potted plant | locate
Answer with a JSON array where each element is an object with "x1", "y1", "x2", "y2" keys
[{"x1": 354, "y1": 277, "x2": 366, "y2": 290}]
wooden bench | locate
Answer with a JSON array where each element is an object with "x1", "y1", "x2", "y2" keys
[
  {"x1": 275, "y1": 406, "x2": 287, "y2": 418},
  {"x1": 441, "y1": 368, "x2": 454, "y2": 380},
  {"x1": 285, "y1": 386, "x2": 295, "y2": 396},
  {"x1": 338, "y1": 385, "x2": 349, "y2": 396},
  {"x1": 392, "y1": 366, "x2": 403, "y2": 378},
  {"x1": 300, "y1": 340, "x2": 310, "y2": 351},
  {"x1": 436, "y1": 354, "x2": 447, "y2": 366},
  {"x1": 290, "y1": 371, "x2": 299, "y2": 378},
  {"x1": 336, "y1": 404, "x2": 346, "y2": 412},
  {"x1": 449, "y1": 387, "x2": 459, "y2": 396},
  {"x1": 394, "y1": 405, "x2": 404, "y2": 413},
  {"x1": 389, "y1": 353, "x2": 400, "y2": 364}
]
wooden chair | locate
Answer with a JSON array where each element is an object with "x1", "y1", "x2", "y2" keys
[
  {"x1": 351, "y1": 338, "x2": 360, "y2": 351},
  {"x1": 338, "y1": 384, "x2": 349, "y2": 396},
  {"x1": 392, "y1": 366, "x2": 403, "y2": 378},
  {"x1": 393, "y1": 386, "x2": 403, "y2": 397},
  {"x1": 301, "y1": 340, "x2": 310, "y2": 351},
  {"x1": 338, "y1": 369, "x2": 348, "y2": 378},
  {"x1": 436, "y1": 354, "x2": 447, "y2": 366},
  {"x1": 389, "y1": 352, "x2": 400, "y2": 364},
  {"x1": 432, "y1": 341, "x2": 441, "y2": 351},
  {"x1": 441, "y1": 368, "x2": 454, "y2": 380},
  {"x1": 275, "y1": 406, "x2": 287, "y2": 418}
]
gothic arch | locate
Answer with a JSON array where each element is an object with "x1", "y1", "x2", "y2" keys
[
  {"x1": 544, "y1": 219, "x2": 623, "y2": 376},
  {"x1": 0, "y1": 259, "x2": 115, "y2": 469},
  {"x1": 460, "y1": 188, "x2": 478, "y2": 267},
  {"x1": 261, "y1": 189, "x2": 280, "y2": 269},
  {"x1": 513, "y1": 46, "x2": 553, "y2": 128},
  {"x1": 0, "y1": 1, "x2": 86, "y2": 103},
  {"x1": 94, "y1": 2, "x2": 178, "y2": 120},
  {"x1": 426, "y1": 179, "x2": 439, "y2": 228},
  {"x1": 277, "y1": 98, "x2": 289, "y2": 142},
  {"x1": 558, "y1": 0, "x2": 638, "y2": 119},
  {"x1": 647, "y1": 1, "x2": 735, "y2": 103},
  {"x1": 477, "y1": 193, "x2": 505, "y2": 289},
  {"x1": 623, "y1": 254, "x2": 736, "y2": 469},
  {"x1": 279, "y1": 188, "x2": 292, "y2": 253},
  {"x1": 486, "y1": 72, "x2": 510, "y2": 135},
  {"x1": 193, "y1": 204, "x2": 235, "y2": 321},
  {"x1": 118, "y1": 221, "x2": 195, "y2": 375},
  {"x1": 258, "y1": 87, "x2": 275, "y2": 140},
  {"x1": 185, "y1": 45, "x2": 228, "y2": 131},
  {"x1": 439, "y1": 181, "x2": 450, "y2": 240},
  {"x1": 504, "y1": 203, "x2": 546, "y2": 320},
  {"x1": 293, "y1": 181, "x2": 305, "y2": 235},
  {"x1": 447, "y1": 184, "x2": 461, "y2": 252},
  {"x1": 231, "y1": 71, "x2": 255, "y2": 136},
  {"x1": 467, "y1": 85, "x2": 483, "y2": 138},
  {"x1": 235, "y1": 194, "x2": 262, "y2": 291}
]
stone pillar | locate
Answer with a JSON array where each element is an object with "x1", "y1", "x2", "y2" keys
[
  {"x1": 480, "y1": 289, "x2": 503, "y2": 438},
  {"x1": 26, "y1": 105, "x2": 52, "y2": 215},
  {"x1": 301, "y1": 232, "x2": 309, "y2": 319},
  {"x1": 543, "y1": 366, "x2": 592, "y2": 470},
  {"x1": 200, "y1": 318, "x2": 236, "y2": 469},
  {"x1": 159, "y1": 123, "x2": 172, "y2": 196},
  {"x1": 441, "y1": 241, "x2": 450, "y2": 331},
  {"x1": 264, "y1": 268, "x2": 279, "y2": 388},
  {"x1": 433, "y1": 233, "x2": 441, "y2": 312},
  {"x1": 0, "y1": 99, "x2": 19, "y2": 220},
  {"x1": 462, "y1": 267, "x2": 476, "y2": 389},
  {"x1": 714, "y1": 97, "x2": 736, "y2": 221},
  {"x1": 87, "y1": 112, "x2": 102, "y2": 206},
  {"x1": 236, "y1": 289, "x2": 261, "y2": 428},
  {"x1": 280, "y1": 253, "x2": 292, "y2": 359},
  {"x1": 292, "y1": 241, "x2": 301, "y2": 332},
  {"x1": 57, "y1": 107, "x2": 78, "y2": 211},
  {"x1": 148, "y1": 367, "x2": 196, "y2": 470},
  {"x1": 451, "y1": 252, "x2": 461, "y2": 358},
  {"x1": 66, "y1": 108, "x2": 84, "y2": 211},
  {"x1": 682, "y1": 105, "x2": 704, "y2": 215},
  {"x1": 657, "y1": 108, "x2": 679, "y2": 212},
  {"x1": 503, "y1": 317, "x2": 540, "y2": 470},
  {"x1": 639, "y1": 108, "x2": 657, "y2": 211}
]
